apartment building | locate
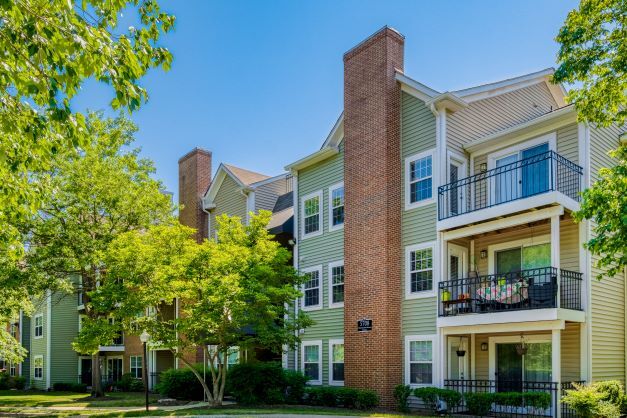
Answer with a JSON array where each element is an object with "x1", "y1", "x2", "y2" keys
[{"x1": 284, "y1": 27, "x2": 626, "y2": 413}]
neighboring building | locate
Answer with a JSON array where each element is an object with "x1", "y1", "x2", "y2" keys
[{"x1": 284, "y1": 26, "x2": 626, "y2": 413}]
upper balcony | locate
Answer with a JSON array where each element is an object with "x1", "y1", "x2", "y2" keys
[{"x1": 437, "y1": 151, "x2": 582, "y2": 231}]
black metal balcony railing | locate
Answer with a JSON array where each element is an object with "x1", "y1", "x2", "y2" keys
[
  {"x1": 438, "y1": 267, "x2": 583, "y2": 317},
  {"x1": 438, "y1": 151, "x2": 583, "y2": 221},
  {"x1": 444, "y1": 379, "x2": 585, "y2": 418}
]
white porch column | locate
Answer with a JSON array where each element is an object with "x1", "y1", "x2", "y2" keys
[
  {"x1": 551, "y1": 215, "x2": 561, "y2": 308},
  {"x1": 552, "y1": 329, "x2": 562, "y2": 418},
  {"x1": 470, "y1": 333, "x2": 476, "y2": 380}
]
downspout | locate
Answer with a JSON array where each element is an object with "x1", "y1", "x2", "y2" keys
[{"x1": 291, "y1": 171, "x2": 299, "y2": 372}]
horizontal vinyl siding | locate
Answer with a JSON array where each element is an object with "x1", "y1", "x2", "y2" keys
[
  {"x1": 295, "y1": 144, "x2": 344, "y2": 381},
  {"x1": 448, "y1": 82, "x2": 558, "y2": 152},
  {"x1": 562, "y1": 322, "x2": 581, "y2": 382},
  {"x1": 255, "y1": 177, "x2": 289, "y2": 213},
  {"x1": 589, "y1": 124, "x2": 626, "y2": 382},
  {"x1": 29, "y1": 296, "x2": 48, "y2": 390},
  {"x1": 209, "y1": 175, "x2": 247, "y2": 238},
  {"x1": 21, "y1": 317, "x2": 31, "y2": 381},
  {"x1": 556, "y1": 123, "x2": 579, "y2": 165},
  {"x1": 50, "y1": 291, "x2": 79, "y2": 385},
  {"x1": 402, "y1": 93, "x2": 436, "y2": 156}
]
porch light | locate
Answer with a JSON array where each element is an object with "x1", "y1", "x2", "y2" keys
[
  {"x1": 480, "y1": 250, "x2": 487, "y2": 259},
  {"x1": 480, "y1": 342, "x2": 488, "y2": 351},
  {"x1": 479, "y1": 163, "x2": 487, "y2": 172},
  {"x1": 515, "y1": 334, "x2": 528, "y2": 356}
]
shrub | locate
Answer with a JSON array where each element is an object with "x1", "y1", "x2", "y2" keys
[
  {"x1": 524, "y1": 392, "x2": 551, "y2": 410},
  {"x1": 0, "y1": 373, "x2": 9, "y2": 390},
  {"x1": 305, "y1": 386, "x2": 338, "y2": 407},
  {"x1": 156, "y1": 364, "x2": 206, "y2": 400},
  {"x1": 13, "y1": 376, "x2": 26, "y2": 390},
  {"x1": 52, "y1": 382, "x2": 87, "y2": 392},
  {"x1": 562, "y1": 381, "x2": 624, "y2": 418},
  {"x1": 354, "y1": 389, "x2": 379, "y2": 410},
  {"x1": 493, "y1": 392, "x2": 523, "y2": 407},
  {"x1": 465, "y1": 392, "x2": 493, "y2": 416},
  {"x1": 439, "y1": 388, "x2": 462, "y2": 410},
  {"x1": 393, "y1": 384, "x2": 412, "y2": 412},
  {"x1": 283, "y1": 369, "x2": 308, "y2": 404},
  {"x1": 304, "y1": 386, "x2": 379, "y2": 410},
  {"x1": 115, "y1": 373, "x2": 144, "y2": 392},
  {"x1": 414, "y1": 387, "x2": 461, "y2": 413},
  {"x1": 226, "y1": 362, "x2": 286, "y2": 405}
]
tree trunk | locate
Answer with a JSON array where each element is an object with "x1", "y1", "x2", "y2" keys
[
  {"x1": 179, "y1": 355, "x2": 214, "y2": 404},
  {"x1": 91, "y1": 353, "x2": 104, "y2": 397}
]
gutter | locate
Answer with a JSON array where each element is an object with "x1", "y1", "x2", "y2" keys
[{"x1": 284, "y1": 146, "x2": 339, "y2": 172}]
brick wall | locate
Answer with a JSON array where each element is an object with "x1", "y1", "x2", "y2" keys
[
  {"x1": 178, "y1": 148, "x2": 212, "y2": 243},
  {"x1": 343, "y1": 27, "x2": 404, "y2": 407}
]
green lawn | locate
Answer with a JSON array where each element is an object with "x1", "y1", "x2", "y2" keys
[
  {"x1": 0, "y1": 390, "x2": 160, "y2": 407},
  {"x1": 94, "y1": 406, "x2": 412, "y2": 417}
]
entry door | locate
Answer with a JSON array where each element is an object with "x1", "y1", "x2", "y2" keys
[
  {"x1": 448, "y1": 337, "x2": 469, "y2": 380},
  {"x1": 449, "y1": 245, "x2": 468, "y2": 300},
  {"x1": 521, "y1": 143, "x2": 549, "y2": 197},
  {"x1": 80, "y1": 358, "x2": 92, "y2": 385},
  {"x1": 106, "y1": 358, "x2": 123, "y2": 382},
  {"x1": 448, "y1": 158, "x2": 466, "y2": 216},
  {"x1": 495, "y1": 154, "x2": 519, "y2": 204},
  {"x1": 496, "y1": 344, "x2": 523, "y2": 392}
]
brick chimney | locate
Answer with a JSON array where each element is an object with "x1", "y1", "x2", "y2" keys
[
  {"x1": 178, "y1": 148, "x2": 212, "y2": 243},
  {"x1": 343, "y1": 27, "x2": 404, "y2": 406}
]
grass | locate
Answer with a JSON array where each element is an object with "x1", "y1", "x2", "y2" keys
[{"x1": 0, "y1": 390, "x2": 160, "y2": 407}]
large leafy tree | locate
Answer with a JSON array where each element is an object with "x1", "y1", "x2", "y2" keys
[
  {"x1": 554, "y1": 0, "x2": 627, "y2": 278},
  {"x1": 23, "y1": 112, "x2": 175, "y2": 395},
  {"x1": 106, "y1": 212, "x2": 312, "y2": 406},
  {"x1": 0, "y1": 0, "x2": 173, "y2": 363}
]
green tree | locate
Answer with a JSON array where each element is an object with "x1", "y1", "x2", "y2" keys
[
  {"x1": 554, "y1": 0, "x2": 627, "y2": 278},
  {"x1": 107, "y1": 212, "x2": 312, "y2": 406},
  {"x1": 553, "y1": 0, "x2": 626, "y2": 127},
  {"x1": 0, "y1": 0, "x2": 173, "y2": 364},
  {"x1": 23, "y1": 112, "x2": 175, "y2": 396}
]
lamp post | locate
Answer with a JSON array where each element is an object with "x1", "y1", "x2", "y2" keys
[{"x1": 139, "y1": 331, "x2": 150, "y2": 412}]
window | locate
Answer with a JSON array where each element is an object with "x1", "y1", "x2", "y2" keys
[
  {"x1": 108, "y1": 318, "x2": 124, "y2": 345},
  {"x1": 329, "y1": 339, "x2": 344, "y2": 385},
  {"x1": 10, "y1": 323, "x2": 17, "y2": 339},
  {"x1": 405, "y1": 150, "x2": 435, "y2": 209},
  {"x1": 208, "y1": 346, "x2": 240, "y2": 368},
  {"x1": 405, "y1": 336, "x2": 436, "y2": 387},
  {"x1": 405, "y1": 242, "x2": 436, "y2": 299},
  {"x1": 328, "y1": 261, "x2": 344, "y2": 308},
  {"x1": 302, "y1": 266, "x2": 322, "y2": 310},
  {"x1": 130, "y1": 356, "x2": 143, "y2": 379},
  {"x1": 9, "y1": 362, "x2": 16, "y2": 377},
  {"x1": 328, "y1": 183, "x2": 344, "y2": 230},
  {"x1": 34, "y1": 314, "x2": 43, "y2": 338},
  {"x1": 488, "y1": 235, "x2": 551, "y2": 274},
  {"x1": 34, "y1": 356, "x2": 43, "y2": 380},
  {"x1": 301, "y1": 341, "x2": 322, "y2": 385},
  {"x1": 301, "y1": 191, "x2": 322, "y2": 238}
]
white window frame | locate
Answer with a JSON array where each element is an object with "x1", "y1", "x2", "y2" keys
[
  {"x1": 301, "y1": 265, "x2": 322, "y2": 311},
  {"x1": 328, "y1": 182, "x2": 345, "y2": 232},
  {"x1": 34, "y1": 314, "x2": 43, "y2": 339},
  {"x1": 9, "y1": 362, "x2": 16, "y2": 377},
  {"x1": 328, "y1": 338, "x2": 345, "y2": 386},
  {"x1": 446, "y1": 150, "x2": 468, "y2": 216},
  {"x1": 405, "y1": 241, "x2": 438, "y2": 299},
  {"x1": 405, "y1": 149, "x2": 436, "y2": 210},
  {"x1": 301, "y1": 340, "x2": 322, "y2": 385},
  {"x1": 301, "y1": 190, "x2": 323, "y2": 239},
  {"x1": 487, "y1": 234, "x2": 551, "y2": 275},
  {"x1": 130, "y1": 355, "x2": 143, "y2": 379},
  {"x1": 33, "y1": 355, "x2": 44, "y2": 380},
  {"x1": 10, "y1": 323, "x2": 17, "y2": 339},
  {"x1": 405, "y1": 334, "x2": 438, "y2": 388},
  {"x1": 328, "y1": 260, "x2": 345, "y2": 309}
]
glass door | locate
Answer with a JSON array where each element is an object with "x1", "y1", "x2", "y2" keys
[
  {"x1": 106, "y1": 358, "x2": 123, "y2": 382},
  {"x1": 495, "y1": 154, "x2": 519, "y2": 204},
  {"x1": 80, "y1": 358, "x2": 92, "y2": 385},
  {"x1": 496, "y1": 247, "x2": 522, "y2": 275},
  {"x1": 496, "y1": 344, "x2": 523, "y2": 392},
  {"x1": 521, "y1": 143, "x2": 549, "y2": 197}
]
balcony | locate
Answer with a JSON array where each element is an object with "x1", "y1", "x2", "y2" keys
[
  {"x1": 438, "y1": 151, "x2": 582, "y2": 229},
  {"x1": 438, "y1": 267, "x2": 583, "y2": 320}
]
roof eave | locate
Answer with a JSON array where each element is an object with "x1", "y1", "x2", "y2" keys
[{"x1": 284, "y1": 146, "x2": 340, "y2": 172}]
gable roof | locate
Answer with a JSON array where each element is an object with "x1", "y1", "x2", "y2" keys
[{"x1": 223, "y1": 164, "x2": 271, "y2": 186}]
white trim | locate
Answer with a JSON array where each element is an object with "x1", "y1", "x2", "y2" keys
[
  {"x1": 245, "y1": 191, "x2": 255, "y2": 225},
  {"x1": 437, "y1": 308, "x2": 584, "y2": 328},
  {"x1": 45, "y1": 290, "x2": 51, "y2": 389},
  {"x1": 396, "y1": 72, "x2": 440, "y2": 102},
  {"x1": 300, "y1": 190, "x2": 323, "y2": 239},
  {"x1": 487, "y1": 234, "x2": 551, "y2": 275},
  {"x1": 448, "y1": 243, "x2": 469, "y2": 281},
  {"x1": 33, "y1": 355, "x2": 44, "y2": 381},
  {"x1": 249, "y1": 172, "x2": 289, "y2": 188},
  {"x1": 328, "y1": 260, "x2": 345, "y2": 309},
  {"x1": 33, "y1": 314, "x2": 43, "y2": 339},
  {"x1": 404, "y1": 334, "x2": 438, "y2": 388},
  {"x1": 328, "y1": 182, "x2": 345, "y2": 232},
  {"x1": 440, "y1": 319, "x2": 566, "y2": 336},
  {"x1": 301, "y1": 265, "x2": 323, "y2": 311},
  {"x1": 453, "y1": 69, "x2": 555, "y2": 101},
  {"x1": 486, "y1": 132, "x2": 557, "y2": 169},
  {"x1": 320, "y1": 113, "x2": 344, "y2": 150},
  {"x1": 285, "y1": 147, "x2": 340, "y2": 172},
  {"x1": 488, "y1": 334, "x2": 551, "y2": 380},
  {"x1": 405, "y1": 241, "x2": 438, "y2": 299},
  {"x1": 328, "y1": 338, "x2": 345, "y2": 386},
  {"x1": 301, "y1": 340, "x2": 322, "y2": 385},
  {"x1": 404, "y1": 149, "x2": 437, "y2": 210}
]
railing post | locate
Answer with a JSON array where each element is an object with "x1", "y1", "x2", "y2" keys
[
  {"x1": 552, "y1": 329, "x2": 562, "y2": 418},
  {"x1": 551, "y1": 215, "x2": 561, "y2": 309}
]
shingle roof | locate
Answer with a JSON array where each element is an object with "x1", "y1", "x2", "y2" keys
[
  {"x1": 223, "y1": 164, "x2": 271, "y2": 186},
  {"x1": 273, "y1": 191, "x2": 293, "y2": 213}
]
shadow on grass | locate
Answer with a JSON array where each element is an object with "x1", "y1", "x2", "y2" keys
[{"x1": 0, "y1": 390, "x2": 160, "y2": 408}]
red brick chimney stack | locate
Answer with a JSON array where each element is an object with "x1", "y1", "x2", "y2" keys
[
  {"x1": 178, "y1": 148, "x2": 212, "y2": 243},
  {"x1": 343, "y1": 26, "x2": 404, "y2": 406}
]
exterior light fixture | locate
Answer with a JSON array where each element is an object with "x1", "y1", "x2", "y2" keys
[
  {"x1": 480, "y1": 250, "x2": 487, "y2": 259},
  {"x1": 515, "y1": 334, "x2": 528, "y2": 356},
  {"x1": 479, "y1": 163, "x2": 488, "y2": 172},
  {"x1": 481, "y1": 342, "x2": 488, "y2": 351}
]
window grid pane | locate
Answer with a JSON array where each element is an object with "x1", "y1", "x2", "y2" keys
[
  {"x1": 304, "y1": 271, "x2": 320, "y2": 307},
  {"x1": 410, "y1": 248, "x2": 433, "y2": 293},
  {"x1": 409, "y1": 156, "x2": 433, "y2": 203},
  {"x1": 304, "y1": 196, "x2": 320, "y2": 234},
  {"x1": 304, "y1": 344, "x2": 320, "y2": 381},
  {"x1": 331, "y1": 265, "x2": 345, "y2": 304},
  {"x1": 331, "y1": 187, "x2": 344, "y2": 226}
]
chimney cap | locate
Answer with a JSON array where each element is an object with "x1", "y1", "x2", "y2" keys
[
  {"x1": 343, "y1": 25, "x2": 404, "y2": 60},
  {"x1": 178, "y1": 147, "x2": 212, "y2": 163}
]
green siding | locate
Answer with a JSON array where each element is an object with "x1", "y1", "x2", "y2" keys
[
  {"x1": 210, "y1": 174, "x2": 248, "y2": 237},
  {"x1": 29, "y1": 295, "x2": 49, "y2": 389},
  {"x1": 400, "y1": 92, "x2": 438, "y2": 379},
  {"x1": 295, "y1": 143, "x2": 344, "y2": 385},
  {"x1": 50, "y1": 290, "x2": 79, "y2": 385},
  {"x1": 21, "y1": 316, "x2": 31, "y2": 381}
]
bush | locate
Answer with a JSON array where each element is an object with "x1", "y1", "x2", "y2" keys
[
  {"x1": 226, "y1": 362, "x2": 286, "y2": 405},
  {"x1": 156, "y1": 364, "x2": 206, "y2": 400},
  {"x1": 393, "y1": 384, "x2": 412, "y2": 412},
  {"x1": 115, "y1": 373, "x2": 144, "y2": 392},
  {"x1": 13, "y1": 376, "x2": 26, "y2": 390},
  {"x1": 524, "y1": 392, "x2": 551, "y2": 410},
  {"x1": 414, "y1": 387, "x2": 461, "y2": 413},
  {"x1": 283, "y1": 369, "x2": 308, "y2": 404},
  {"x1": 493, "y1": 392, "x2": 523, "y2": 408},
  {"x1": 0, "y1": 373, "x2": 9, "y2": 390},
  {"x1": 465, "y1": 392, "x2": 493, "y2": 416},
  {"x1": 562, "y1": 381, "x2": 625, "y2": 418},
  {"x1": 304, "y1": 386, "x2": 378, "y2": 410},
  {"x1": 52, "y1": 382, "x2": 87, "y2": 393}
]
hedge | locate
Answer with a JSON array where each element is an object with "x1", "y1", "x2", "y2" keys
[
  {"x1": 51, "y1": 382, "x2": 88, "y2": 393},
  {"x1": 155, "y1": 364, "x2": 207, "y2": 400},
  {"x1": 304, "y1": 386, "x2": 379, "y2": 410}
]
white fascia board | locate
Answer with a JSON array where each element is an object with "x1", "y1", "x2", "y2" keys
[
  {"x1": 396, "y1": 71, "x2": 440, "y2": 102},
  {"x1": 320, "y1": 113, "x2": 344, "y2": 150},
  {"x1": 464, "y1": 106, "x2": 577, "y2": 155},
  {"x1": 250, "y1": 172, "x2": 289, "y2": 188},
  {"x1": 453, "y1": 68, "x2": 555, "y2": 100},
  {"x1": 426, "y1": 92, "x2": 468, "y2": 113},
  {"x1": 437, "y1": 309, "x2": 584, "y2": 329},
  {"x1": 284, "y1": 147, "x2": 339, "y2": 172}
]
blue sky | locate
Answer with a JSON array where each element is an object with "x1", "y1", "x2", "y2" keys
[{"x1": 71, "y1": 0, "x2": 579, "y2": 200}]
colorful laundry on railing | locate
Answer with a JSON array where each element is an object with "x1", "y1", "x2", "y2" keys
[{"x1": 476, "y1": 281, "x2": 528, "y2": 304}]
